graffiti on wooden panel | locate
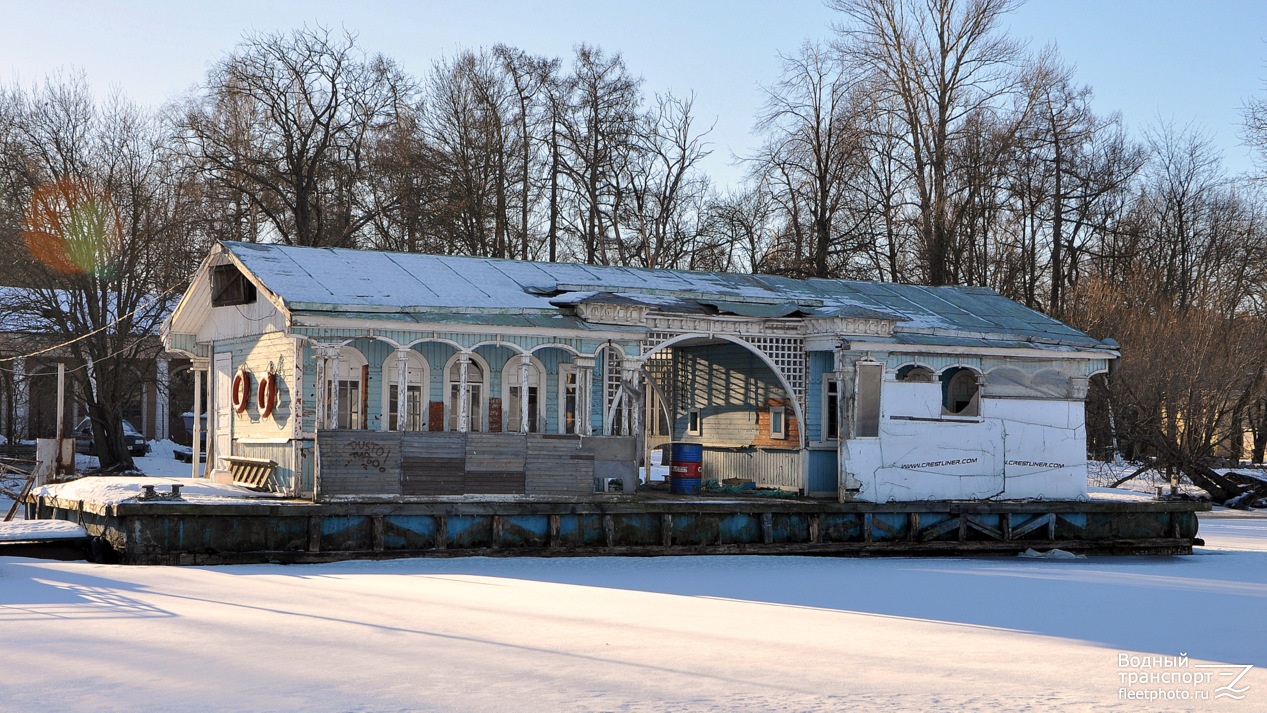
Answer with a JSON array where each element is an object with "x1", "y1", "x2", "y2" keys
[{"x1": 346, "y1": 440, "x2": 392, "y2": 473}]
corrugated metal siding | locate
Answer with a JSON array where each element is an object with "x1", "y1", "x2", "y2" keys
[{"x1": 701, "y1": 448, "x2": 801, "y2": 490}]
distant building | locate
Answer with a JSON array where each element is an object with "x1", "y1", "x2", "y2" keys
[
  {"x1": 161, "y1": 241, "x2": 1117, "y2": 501},
  {"x1": 0, "y1": 288, "x2": 189, "y2": 446}
]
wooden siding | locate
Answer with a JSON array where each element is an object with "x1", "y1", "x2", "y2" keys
[
  {"x1": 316, "y1": 430, "x2": 635, "y2": 499},
  {"x1": 236, "y1": 441, "x2": 299, "y2": 493},
  {"x1": 806, "y1": 351, "x2": 833, "y2": 442},
  {"x1": 213, "y1": 332, "x2": 299, "y2": 439},
  {"x1": 807, "y1": 447, "x2": 838, "y2": 495},
  {"x1": 670, "y1": 343, "x2": 793, "y2": 446}
]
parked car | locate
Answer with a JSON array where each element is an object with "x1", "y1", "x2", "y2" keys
[{"x1": 73, "y1": 417, "x2": 150, "y2": 457}]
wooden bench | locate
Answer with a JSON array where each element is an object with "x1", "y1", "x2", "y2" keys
[{"x1": 223, "y1": 456, "x2": 279, "y2": 492}]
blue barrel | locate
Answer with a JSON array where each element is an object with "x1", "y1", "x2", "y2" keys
[
  {"x1": 669, "y1": 443, "x2": 704, "y2": 494},
  {"x1": 669, "y1": 476, "x2": 702, "y2": 494},
  {"x1": 670, "y1": 443, "x2": 703, "y2": 464}
]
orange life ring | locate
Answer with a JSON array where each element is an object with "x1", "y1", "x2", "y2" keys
[
  {"x1": 232, "y1": 370, "x2": 251, "y2": 413},
  {"x1": 258, "y1": 372, "x2": 278, "y2": 419}
]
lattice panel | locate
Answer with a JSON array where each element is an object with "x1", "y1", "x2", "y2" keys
[
  {"x1": 748, "y1": 335, "x2": 807, "y2": 406},
  {"x1": 605, "y1": 345, "x2": 624, "y2": 409},
  {"x1": 642, "y1": 331, "x2": 676, "y2": 357}
]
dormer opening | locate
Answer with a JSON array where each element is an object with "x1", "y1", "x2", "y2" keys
[{"x1": 211, "y1": 263, "x2": 257, "y2": 307}]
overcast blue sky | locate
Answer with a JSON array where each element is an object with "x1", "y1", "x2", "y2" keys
[{"x1": 2, "y1": 0, "x2": 1265, "y2": 187}]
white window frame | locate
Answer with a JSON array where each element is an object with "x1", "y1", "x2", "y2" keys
[
  {"x1": 501, "y1": 355, "x2": 546, "y2": 433},
  {"x1": 443, "y1": 352, "x2": 490, "y2": 432},
  {"x1": 381, "y1": 350, "x2": 429, "y2": 431},
  {"x1": 770, "y1": 406, "x2": 787, "y2": 440},
  {"x1": 821, "y1": 379, "x2": 839, "y2": 442},
  {"x1": 559, "y1": 363, "x2": 580, "y2": 434},
  {"x1": 330, "y1": 346, "x2": 368, "y2": 430},
  {"x1": 686, "y1": 409, "x2": 702, "y2": 437},
  {"x1": 853, "y1": 361, "x2": 883, "y2": 439}
]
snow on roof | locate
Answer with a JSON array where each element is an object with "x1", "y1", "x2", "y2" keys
[{"x1": 223, "y1": 242, "x2": 1109, "y2": 350}]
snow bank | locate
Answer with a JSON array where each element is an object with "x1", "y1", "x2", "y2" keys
[
  {"x1": 31, "y1": 476, "x2": 286, "y2": 506},
  {"x1": 1086, "y1": 486, "x2": 1155, "y2": 502},
  {"x1": 0, "y1": 519, "x2": 87, "y2": 541},
  {"x1": 0, "y1": 519, "x2": 1262, "y2": 712}
]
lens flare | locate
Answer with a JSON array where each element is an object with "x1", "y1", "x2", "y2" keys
[{"x1": 24, "y1": 178, "x2": 122, "y2": 277}]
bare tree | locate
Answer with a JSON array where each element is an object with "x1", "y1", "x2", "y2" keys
[
  {"x1": 0, "y1": 75, "x2": 194, "y2": 469},
  {"x1": 753, "y1": 41, "x2": 867, "y2": 278},
  {"x1": 832, "y1": 0, "x2": 1026, "y2": 285},
  {"x1": 619, "y1": 92, "x2": 713, "y2": 268},
  {"x1": 179, "y1": 26, "x2": 414, "y2": 248},
  {"x1": 557, "y1": 45, "x2": 642, "y2": 265}
]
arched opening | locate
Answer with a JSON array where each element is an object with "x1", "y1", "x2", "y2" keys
[
  {"x1": 501, "y1": 355, "x2": 545, "y2": 433},
  {"x1": 896, "y1": 364, "x2": 936, "y2": 383},
  {"x1": 641, "y1": 334, "x2": 807, "y2": 450},
  {"x1": 941, "y1": 366, "x2": 981, "y2": 417},
  {"x1": 444, "y1": 352, "x2": 490, "y2": 432},
  {"x1": 381, "y1": 350, "x2": 429, "y2": 431},
  {"x1": 331, "y1": 346, "x2": 368, "y2": 429}
]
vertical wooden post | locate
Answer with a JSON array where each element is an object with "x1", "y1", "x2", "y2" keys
[
  {"x1": 155, "y1": 356, "x2": 170, "y2": 441},
  {"x1": 457, "y1": 353, "x2": 470, "y2": 433},
  {"x1": 329, "y1": 350, "x2": 341, "y2": 430},
  {"x1": 192, "y1": 365, "x2": 203, "y2": 478},
  {"x1": 396, "y1": 348, "x2": 411, "y2": 431},
  {"x1": 519, "y1": 354, "x2": 531, "y2": 434}
]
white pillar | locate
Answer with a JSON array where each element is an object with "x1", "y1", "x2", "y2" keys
[
  {"x1": 575, "y1": 356, "x2": 596, "y2": 437},
  {"x1": 192, "y1": 358, "x2": 206, "y2": 478},
  {"x1": 156, "y1": 356, "x2": 170, "y2": 441},
  {"x1": 519, "y1": 353, "x2": 532, "y2": 434},
  {"x1": 620, "y1": 361, "x2": 642, "y2": 439},
  {"x1": 457, "y1": 352, "x2": 471, "y2": 433},
  {"x1": 395, "y1": 348, "x2": 411, "y2": 431},
  {"x1": 329, "y1": 350, "x2": 341, "y2": 430},
  {"x1": 12, "y1": 357, "x2": 28, "y2": 440}
]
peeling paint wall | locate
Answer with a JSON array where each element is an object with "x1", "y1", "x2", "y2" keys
[{"x1": 845, "y1": 357, "x2": 1090, "y2": 502}]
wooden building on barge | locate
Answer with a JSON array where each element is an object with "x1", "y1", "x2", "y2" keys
[{"x1": 160, "y1": 241, "x2": 1118, "y2": 503}]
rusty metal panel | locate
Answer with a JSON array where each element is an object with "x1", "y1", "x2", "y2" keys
[
  {"x1": 501, "y1": 515, "x2": 548, "y2": 547},
  {"x1": 382, "y1": 515, "x2": 437, "y2": 549},
  {"x1": 446, "y1": 515, "x2": 493, "y2": 548},
  {"x1": 717, "y1": 513, "x2": 761, "y2": 545},
  {"x1": 557, "y1": 514, "x2": 606, "y2": 547},
  {"x1": 672, "y1": 514, "x2": 719, "y2": 546}
]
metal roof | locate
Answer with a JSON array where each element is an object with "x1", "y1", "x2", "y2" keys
[{"x1": 223, "y1": 241, "x2": 1111, "y2": 351}]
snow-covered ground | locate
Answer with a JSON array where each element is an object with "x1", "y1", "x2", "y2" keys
[
  {"x1": 1, "y1": 452, "x2": 1264, "y2": 709},
  {"x1": 0, "y1": 517, "x2": 1262, "y2": 712}
]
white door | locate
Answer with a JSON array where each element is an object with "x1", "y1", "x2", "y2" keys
[{"x1": 213, "y1": 352, "x2": 233, "y2": 472}]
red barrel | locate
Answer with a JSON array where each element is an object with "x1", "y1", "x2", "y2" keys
[
  {"x1": 669, "y1": 443, "x2": 704, "y2": 494},
  {"x1": 670, "y1": 463, "x2": 701, "y2": 479}
]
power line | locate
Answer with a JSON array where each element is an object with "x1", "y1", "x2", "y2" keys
[{"x1": 0, "y1": 281, "x2": 184, "y2": 366}]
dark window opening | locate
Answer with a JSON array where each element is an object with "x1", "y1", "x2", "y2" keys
[
  {"x1": 896, "y1": 364, "x2": 936, "y2": 383},
  {"x1": 824, "y1": 380, "x2": 839, "y2": 440},
  {"x1": 941, "y1": 367, "x2": 980, "y2": 417},
  {"x1": 211, "y1": 264, "x2": 257, "y2": 307},
  {"x1": 854, "y1": 362, "x2": 882, "y2": 438}
]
